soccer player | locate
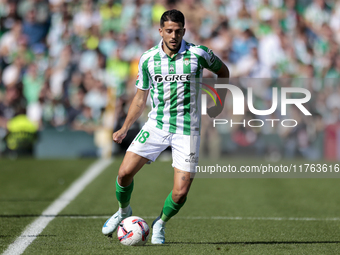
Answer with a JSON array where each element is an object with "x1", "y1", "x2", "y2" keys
[{"x1": 102, "y1": 9, "x2": 229, "y2": 244}]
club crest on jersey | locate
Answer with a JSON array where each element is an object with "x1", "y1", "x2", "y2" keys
[
  {"x1": 184, "y1": 58, "x2": 190, "y2": 66},
  {"x1": 169, "y1": 64, "x2": 175, "y2": 73}
]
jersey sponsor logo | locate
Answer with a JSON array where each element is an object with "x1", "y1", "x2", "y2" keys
[
  {"x1": 154, "y1": 74, "x2": 164, "y2": 83},
  {"x1": 155, "y1": 61, "x2": 161, "y2": 67},
  {"x1": 153, "y1": 74, "x2": 192, "y2": 83},
  {"x1": 169, "y1": 64, "x2": 175, "y2": 73}
]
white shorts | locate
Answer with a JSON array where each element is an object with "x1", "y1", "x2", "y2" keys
[{"x1": 127, "y1": 122, "x2": 200, "y2": 172}]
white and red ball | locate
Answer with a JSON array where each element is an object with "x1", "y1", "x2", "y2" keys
[{"x1": 117, "y1": 216, "x2": 150, "y2": 246}]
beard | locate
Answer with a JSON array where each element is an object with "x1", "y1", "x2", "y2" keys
[{"x1": 164, "y1": 40, "x2": 181, "y2": 52}]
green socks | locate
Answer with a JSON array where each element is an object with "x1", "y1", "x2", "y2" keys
[
  {"x1": 116, "y1": 178, "x2": 134, "y2": 208},
  {"x1": 160, "y1": 191, "x2": 187, "y2": 222},
  {"x1": 116, "y1": 179, "x2": 186, "y2": 222}
]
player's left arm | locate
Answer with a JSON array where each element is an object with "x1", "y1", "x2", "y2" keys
[{"x1": 208, "y1": 62, "x2": 230, "y2": 118}]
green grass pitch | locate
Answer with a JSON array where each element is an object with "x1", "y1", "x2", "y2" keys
[{"x1": 1, "y1": 158, "x2": 340, "y2": 254}]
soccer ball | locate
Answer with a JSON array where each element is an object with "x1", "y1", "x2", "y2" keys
[{"x1": 117, "y1": 216, "x2": 150, "y2": 246}]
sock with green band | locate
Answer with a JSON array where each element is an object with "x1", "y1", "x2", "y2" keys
[
  {"x1": 160, "y1": 191, "x2": 187, "y2": 222},
  {"x1": 116, "y1": 178, "x2": 134, "y2": 209}
]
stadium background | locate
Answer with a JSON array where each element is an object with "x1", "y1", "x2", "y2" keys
[{"x1": 0, "y1": 0, "x2": 340, "y2": 159}]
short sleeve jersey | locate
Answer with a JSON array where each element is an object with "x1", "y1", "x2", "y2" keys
[{"x1": 136, "y1": 39, "x2": 222, "y2": 135}]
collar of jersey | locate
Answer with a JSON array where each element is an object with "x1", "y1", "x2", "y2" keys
[{"x1": 158, "y1": 39, "x2": 187, "y2": 59}]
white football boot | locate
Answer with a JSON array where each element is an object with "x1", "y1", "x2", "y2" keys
[
  {"x1": 151, "y1": 217, "x2": 165, "y2": 244},
  {"x1": 102, "y1": 206, "x2": 132, "y2": 236}
]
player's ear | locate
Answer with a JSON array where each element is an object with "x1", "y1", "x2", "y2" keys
[
  {"x1": 159, "y1": 27, "x2": 163, "y2": 37},
  {"x1": 182, "y1": 28, "x2": 186, "y2": 36}
]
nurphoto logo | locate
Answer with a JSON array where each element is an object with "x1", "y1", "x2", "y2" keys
[{"x1": 201, "y1": 83, "x2": 312, "y2": 128}]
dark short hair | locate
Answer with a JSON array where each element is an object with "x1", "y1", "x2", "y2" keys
[{"x1": 160, "y1": 9, "x2": 185, "y2": 27}]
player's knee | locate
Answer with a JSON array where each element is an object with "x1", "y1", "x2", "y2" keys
[{"x1": 117, "y1": 166, "x2": 134, "y2": 185}]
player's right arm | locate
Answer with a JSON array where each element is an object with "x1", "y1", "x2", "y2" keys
[
  {"x1": 113, "y1": 52, "x2": 152, "y2": 144},
  {"x1": 112, "y1": 89, "x2": 149, "y2": 144}
]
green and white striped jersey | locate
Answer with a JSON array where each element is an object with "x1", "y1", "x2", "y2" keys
[{"x1": 136, "y1": 39, "x2": 222, "y2": 135}]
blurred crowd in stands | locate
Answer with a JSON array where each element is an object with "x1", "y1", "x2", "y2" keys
[{"x1": 0, "y1": 0, "x2": 340, "y2": 157}]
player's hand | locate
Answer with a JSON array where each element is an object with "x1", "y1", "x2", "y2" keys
[
  {"x1": 112, "y1": 129, "x2": 127, "y2": 144},
  {"x1": 207, "y1": 105, "x2": 223, "y2": 118}
]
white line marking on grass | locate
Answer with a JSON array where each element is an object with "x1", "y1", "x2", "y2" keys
[
  {"x1": 62, "y1": 216, "x2": 340, "y2": 221},
  {"x1": 2, "y1": 159, "x2": 113, "y2": 255}
]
